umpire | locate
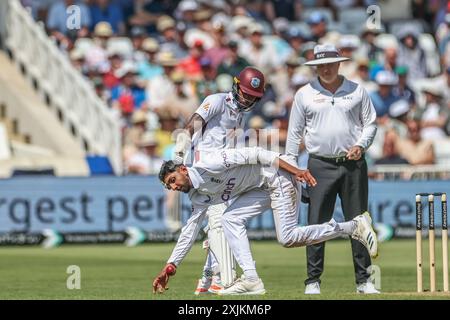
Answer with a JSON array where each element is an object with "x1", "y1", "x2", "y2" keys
[{"x1": 286, "y1": 44, "x2": 378, "y2": 294}]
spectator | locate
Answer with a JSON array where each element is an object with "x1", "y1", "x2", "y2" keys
[
  {"x1": 396, "y1": 26, "x2": 428, "y2": 82},
  {"x1": 111, "y1": 61, "x2": 146, "y2": 124},
  {"x1": 419, "y1": 85, "x2": 448, "y2": 140},
  {"x1": 239, "y1": 23, "x2": 280, "y2": 76},
  {"x1": 350, "y1": 58, "x2": 377, "y2": 93},
  {"x1": 125, "y1": 132, "x2": 163, "y2": 175},
  {"x1": 306, "y1": 11, "x2": 328, "y2": 42},
  {"x1": 359, "y1": 26, "x2": 383, "y2": 64},
  {"x1": 196, "y1": 57, "x2": 218, "y2": 102},
  {"x1": 166, "y1": 70, "x2": 199, "y2": 121},
  {"x1": 146, "y1": 51, "x2": 177, "y2": 111},
  {"x1": 178, "y1": 39, "x2": 205, "y2": 81},
  {"x1": 286, "y1": 27, "x2": 309, "y2": 59},
  {"x1": 387, "y1": 99, "x2": 411, "y2": 138},
  {"x1": 46, "y1": 0, "x2": 91, "y2": 49},
  {"x1": 397, "y1": 120, "x2": 435, "y2": 165},
  {"x1": 157, "y1": 15, "x2": 188, "y2": 59},
  {"x1": 84, "y1": 22, "x2": 114, "y2": 72},
  {"x1": 137, "y1": 37, "x2": 164, "y2": 81},
  {"x1": 124, "y1": 109, "x2": 148, "y2": 147},
  {"x1": 369, "y1": 70, "x2": 400, "y2": 117},
  {"x1": 375, "y1": 130, "x2": 409, "y2": 165},
  {"x1": 174, "y1": 0, "x2": 198, "y2": 29},
  {"x1": 154, "y1": 109, "x2": 180, "y2": 158},
  {"x1": 337, "y1": 35, "x2": 360, "y2": 79},
  {"x1": 217, "y1": 40, "x2": 250, "y2": 78},
  {"x1": 89, "y1": 0, "x2": 125, "y2": 35},
  {"x1": 392, "y1": 65, "x2": 416, "y2": 107},
  {"x1": 130, "y1": 26, "x2": 148, "y2": 63},
  {"x1": 102, "y1": 51, "x2": 123, "y2": 89},
  {"x1": 202, "y1": 21, "x2": 230, "y2": 73}
]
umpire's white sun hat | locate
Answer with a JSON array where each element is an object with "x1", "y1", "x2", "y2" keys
[{"x1": 304, "y1": 44, "x2": 350, "y2": 66}]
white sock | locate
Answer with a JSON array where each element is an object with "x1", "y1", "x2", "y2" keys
[
  {"x1": 243, "y1": 269, "x2": 259, "y2": 281},
  {"x1": 337, "y1": 221, "x2": 357, "y2": 235}
]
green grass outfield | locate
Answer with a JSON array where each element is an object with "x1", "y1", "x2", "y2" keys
[{"x1": 0, "y1": 239, "x2": 449, "y2": 300}]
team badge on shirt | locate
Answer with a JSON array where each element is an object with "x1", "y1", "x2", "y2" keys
[
  {"x1": 202, "y1": 102, "x2": 210, "y2": 111},
  {"x1": 250, "y1": 77, "x2": 260, "y2": 88}
]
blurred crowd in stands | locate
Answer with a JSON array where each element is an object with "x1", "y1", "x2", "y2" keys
[{"x1": 21, "y1": 0, "x2": 450, "y2": 177}]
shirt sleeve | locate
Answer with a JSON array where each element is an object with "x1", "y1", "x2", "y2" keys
[
  {"x1": 200, "y1": 147, "x2": 280, "y2": 173},
  {"x1": 356, "y1": 87, "x2": 378, "y2": 150},
  {"x1": 167, "y1": 204, "x2": 207, "y2": 266},
  {"x1": 285, "y1": 90, "x2": 306, "y2": 159},
  {"x1": 194, "y1": 96, "x2": 223, "y2": 123}
]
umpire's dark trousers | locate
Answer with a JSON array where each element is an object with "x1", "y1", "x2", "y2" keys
[{"x1": 305, "y1": 155, "x2": 371, "y2": 286}]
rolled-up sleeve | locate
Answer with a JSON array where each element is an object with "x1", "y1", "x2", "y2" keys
[
  {"x1": 286, "y1": 91, "x2": 306, "y2": 159},
  {"x1": 356, "y1": 88, "x2": 377, "y2": 150}
]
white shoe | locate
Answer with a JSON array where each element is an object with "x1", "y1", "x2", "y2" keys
[
  {"x1": 194, "y1": 277, "x2": 212, "y2": 295},
  {"x1": 218, "y1": 276, "x2": 266, "y2": 295},
  {"x1": 351, "y1": 212, "x2": 378, "y2": 259},
  {"x1": 356, "y1": 280, "x2": 380, "y2": 294},
  {"x1": 304, "y1": 282, "x2": 321, "y2": 294}
]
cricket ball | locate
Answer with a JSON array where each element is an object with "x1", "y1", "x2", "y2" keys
[{"x1": 166, "y1": 264, "x2": 176, "y2": 276}]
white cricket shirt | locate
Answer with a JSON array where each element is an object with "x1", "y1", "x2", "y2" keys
[
  {"x1": 167, "y1": 147, "x2": 279, "y2": 266},
  {"x1": 286, "y1": 77, "x2": 377, "y2": 158}
]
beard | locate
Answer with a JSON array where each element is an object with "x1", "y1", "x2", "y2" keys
[{"x1": 181, "y1": 185, "x2": 191, "y2": 193}]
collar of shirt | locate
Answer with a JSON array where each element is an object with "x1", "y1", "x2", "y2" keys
[
  {"x1": 186, "y1": 167, "x2": 204, "y2": 189},
  {"x1": 225, "y1": 92, "x2": 240, "y2": 112},
  {"x1": 310, "y1": 76, "x2": 352, "y2": 96}
]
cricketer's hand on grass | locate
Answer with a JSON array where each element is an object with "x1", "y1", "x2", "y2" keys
[{"x1": 152, "y1": 263, "x2": 176, "y2": 294}]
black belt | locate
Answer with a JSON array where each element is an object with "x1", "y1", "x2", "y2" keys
[{"x1": 310, "y1": 154, "x2": 357, "y2": 164}]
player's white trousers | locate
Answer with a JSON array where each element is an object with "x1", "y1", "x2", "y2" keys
[{"x1": 221, "y1": 170, "x2": 345, "y2": 273}]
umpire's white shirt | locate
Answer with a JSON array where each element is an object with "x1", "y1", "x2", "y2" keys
[
  {"x1": 168, "y1": 147, "x2": 279, "y2": 266},
  {"x1": 286, "y1": 77, "x2": 377, "y2": 158}
]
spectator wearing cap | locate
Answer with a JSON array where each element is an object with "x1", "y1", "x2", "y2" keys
[
  {"x1": 124, "y1": 109, "x2": 148, "y2": 147},
  {"x1": 359, "y1": 26, "x2": 383, "y2": 64},
  {"x1": 202, "y1": 20, "x2": 232, "y2": 73},
  {"x1": 102, "y1": 50, "x2": 123, "y2": 89},
  {"x1": 392, "y1": 66, "x2": 416, "y2": 107},
  {"x1": 146, "y1": 52, "x2": 178, "y2": 111},
  {"x1": 111, "y1": 61, "x2": 146, "y2": 125},
  {"x1": 192, "y1": 9, "x2": 214, "y2": 33},
  {"x1": 217, "y1": 40, "x2": 250, "y2": 78},
  {"x1": 89, "y1": 0, "x2": 125, "y2": 35},
  {"x1": 307, "y1": 11, "x2": 328, "y2": 43},
  {"x1": 337, "y1": 35, "x2": 360, "y2": 79},
  {"x1": 195, "y1": 57, "x2": 218, "y2": 102},
  {"x1": 349, "y1": 58, "x2": 377, "y2": 93},
  {"x1": 154, "y1": 109, "x2": 180, "y2": 158},
  {"x1": 137, "y1": 37, "x2": 163, "y2": 81},
  {"x1": 174, "y1": 0, "x2": 198, "y2": 29},
  {"x1": 157, "y1": 15, "x2": 188, "y2": 60},
  {"x1": 286, "y1": 43, "x2": 378, "y2": 295},
  {"x1": 418, "y1": 85, "x2": 448, "y2": 140},
  {"x1": 178, "y1": 39, "x2": 205, "y2": 81},
  {"x1": 369, "y1": 70, "x2": 400, "y2": 117},
  {"x1": 286, "y1": 27, "x2": 309, "y2": 58},
  {"x1": 239, "y1": 23, "x2": 281, "y2": 76},
  {"x1": 301, "y1": 41, "x2": 317, "y2": 63},
  {"x1": 125, "y1": 132, "x2": 163, "y2": 175},
  {"x1": 397, "y1": 119, "x2": 435, "y2": 165},
  {"x1": 46, "y1": 0, "x2": 91, "y2": 50},
  {"x1": 130, "y1": 26, "x2": 148, "y2": 63},
  {"x1": 396, "y1": 26, "x2": 428, "y2": 82},
  {"x1": 271, "y1": 55, "x2": 303, "y2": 104},
  {"x1": 84, "y1": 22, "x2": 114, "y2": 73},
  {"x1": 166, "y1": 70, "x2": 199, "y2": 121}
]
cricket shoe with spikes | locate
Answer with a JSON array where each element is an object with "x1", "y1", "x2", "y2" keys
[
  {"x1": 194, "y1": 277, "x2": 212, "y2": 295},
  {"x1": 218, "y1": 276, "x2": 266, "y2": 295},
  {"x1": 351, "y1": 212, "x2": 378, "y2": 259},
  {"x1": 207, "y1": 275, "x2": 224, "y2": 294}
]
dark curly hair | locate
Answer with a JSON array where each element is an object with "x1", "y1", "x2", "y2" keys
[{"x1": 158, "y1": 161, "x2": 182, "y2": 186}]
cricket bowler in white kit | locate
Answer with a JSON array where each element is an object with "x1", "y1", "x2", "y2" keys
[
  {"x1": 173, "y1": 67, "x2": 267, "y2": 294},
  {"x1": 153, "y1": 147, "x2": 378, "y2": 295}
]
